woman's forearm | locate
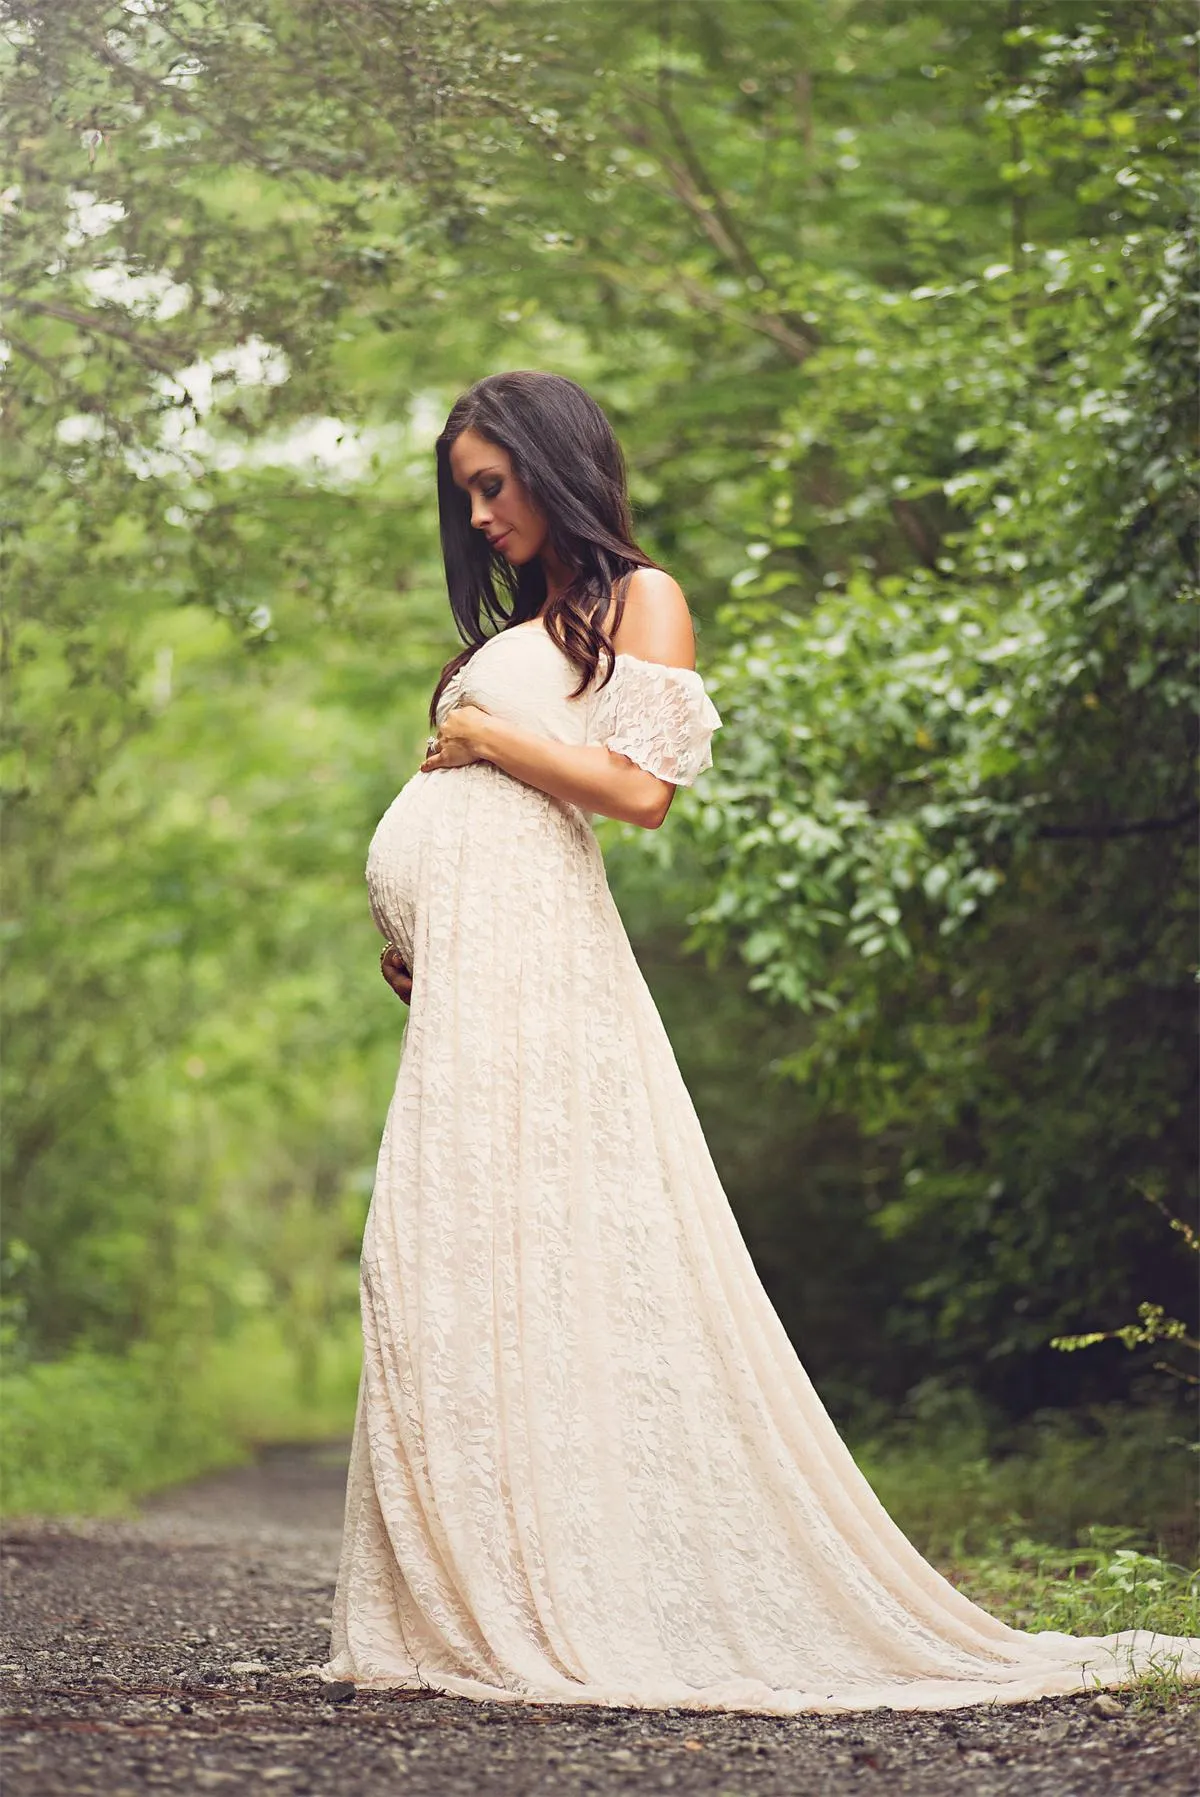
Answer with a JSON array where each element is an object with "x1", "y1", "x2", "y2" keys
[{"x1": 473, "y1": 714, "x2": 674, "y2": 829}]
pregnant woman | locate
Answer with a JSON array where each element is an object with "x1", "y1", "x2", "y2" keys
[{"x1": 319, "y1": 370, "x2": 1200, "y2": 1713}]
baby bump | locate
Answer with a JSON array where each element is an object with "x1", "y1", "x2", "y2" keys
[
  {"x1": 365, "y1": 762, "x2": 598, "y2": 970},
  {"x1": 365, "y1": 777, "x2": 427, "y2": 968}
]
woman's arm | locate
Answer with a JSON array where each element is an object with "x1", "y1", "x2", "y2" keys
[
  {"x1": 432, "y1": 711, "x2": 674, "y2": 829},
  {"x1": 424, "y1": 571, "x2": 697, "y2": 831}
]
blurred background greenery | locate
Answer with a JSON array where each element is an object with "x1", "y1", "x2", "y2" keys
[{"x1": 2, "y1": 0, "x2": 1196, "y2": 1615}]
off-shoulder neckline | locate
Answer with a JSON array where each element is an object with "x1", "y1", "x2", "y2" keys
[{"x1": 490, "y1": 620, "x2": 704, "y2": 683}]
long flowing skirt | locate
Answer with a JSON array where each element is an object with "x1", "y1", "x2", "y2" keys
[{"x1": 319, "y1": 762, "x2": 1200, "y2": 1713}]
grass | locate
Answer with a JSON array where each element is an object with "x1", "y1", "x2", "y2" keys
[
  {"x1": 851, "y1": 1387, "x2": 1198, "y2": 1565},
  {"x1": 850, "y1": 1387, "x2": 1200, "y2": 1702},
  {"x1": 942, "y1": 1529, "x2": 1200, "y2": 1703}
]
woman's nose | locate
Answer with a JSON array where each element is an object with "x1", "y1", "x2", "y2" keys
[{"x1": 471, "y1": 497, "x2": 493, "y2": 531}]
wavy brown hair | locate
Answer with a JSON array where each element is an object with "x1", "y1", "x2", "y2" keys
[{"x1": 429, "y1": 371, "x2": 659, "y2": 723}]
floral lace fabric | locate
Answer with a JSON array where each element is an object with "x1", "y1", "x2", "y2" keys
[
  {"x1": 315, "y1": 626, "x2": 1200, "y2": 1714},
  {"x1": 587, "y1": 654, "x2": 723, "y2": 785}
]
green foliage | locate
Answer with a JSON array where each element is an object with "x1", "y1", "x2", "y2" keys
[
  {"x1": 0, "y1": 1313, "x2": 362, "y2": 1516},
  {"x1": 0, "y1": 1342, "x2": 243, "y2": 1517},
  {"x1": 852, "y1": 1384, "x2": 1200, "y2": 1675},
  {"x1": 1, "y1": 0, "x2": 1195, "y2": 1526},
  {"x1": 1051, "y1": 1189, "x2": 1200, "y2": 1384},
  {"x1": 686, "y1": 202, "x2": 1195, "y2": 1004},
  {"x1": 947, "y1": 1535, "x2": 1200, "y2": 1690},
  {"x1": 852, "y1": 1384, "x2": 1198, "y2": 1566},
  {"x1": 667, "y1": 10, "x2": 1199, "y2": 1396}
]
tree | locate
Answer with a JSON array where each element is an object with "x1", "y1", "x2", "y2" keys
[{"x1": 668, "y1": 7, "x2": 1199, "y2": 1405}]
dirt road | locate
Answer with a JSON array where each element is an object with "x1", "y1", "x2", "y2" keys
[{"x1": 2, "y1": 1443, "x2": 1196, "y2": 1794}]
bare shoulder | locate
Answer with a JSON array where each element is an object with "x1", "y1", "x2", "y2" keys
[{"x1": 607, "y1": 568, "x2": 696, "y2": 671}]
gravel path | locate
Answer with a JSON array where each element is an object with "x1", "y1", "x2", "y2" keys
[{"x1": 2, "y1": 1442, "x2": 1197, "y2": 1795}]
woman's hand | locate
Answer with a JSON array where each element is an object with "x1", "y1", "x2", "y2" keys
[
  {"x1": 380, "y1": 943, "x2": 413, "y2": 1004},
  {"x1": 420, "y1": 705, "x2": 493, "y2": 772}
]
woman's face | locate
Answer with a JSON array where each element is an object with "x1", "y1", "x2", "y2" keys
[{"x1": 448, "y1": 428, "x2": 549, "y2": 566}]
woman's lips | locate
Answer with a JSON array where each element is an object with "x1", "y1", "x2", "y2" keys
[{"x1": 488, "y1": 531, "x2": 511, "y2": 552}]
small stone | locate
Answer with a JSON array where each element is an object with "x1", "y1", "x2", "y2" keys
[
  {"x1": 230, "y1": 1660, "x2": 271, "y2": 1674},
  {"x1": 325, "y1": 1680, "x2": 356, "y2": 1704},
  {"x1": 1091, "y1": 1694, "x2": 1125, "y2": 1720},
  {"x1": 1037, "y1": 1717, "x2": 1071, "y2": 1745}
]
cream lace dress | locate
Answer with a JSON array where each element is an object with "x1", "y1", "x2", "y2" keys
[{"x1": 317, "y1": 618, "x2": 1200, "y2": 1714}]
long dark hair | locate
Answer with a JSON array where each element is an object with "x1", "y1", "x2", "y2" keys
[{"x1": 430, "y1": 371, "x2": 659, "y2": 722}]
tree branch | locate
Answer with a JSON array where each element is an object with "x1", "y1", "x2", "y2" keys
[
  {"x1": 1035, "y1": 802, "x2": 1198, "y2": 840},
  {"x1": 889, "y1": 497, "x2": 942, "y2": 568},
  {"x1": 623, "y1": 72, "x2": 819, "y2": 353},
  {"x1": 3, "y1": 297, "x2": 189, "y2": 381}
]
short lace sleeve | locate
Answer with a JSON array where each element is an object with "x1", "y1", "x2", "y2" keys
[{"x1": 586, "y1": 654, "x2": 723, "y2": 787}]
